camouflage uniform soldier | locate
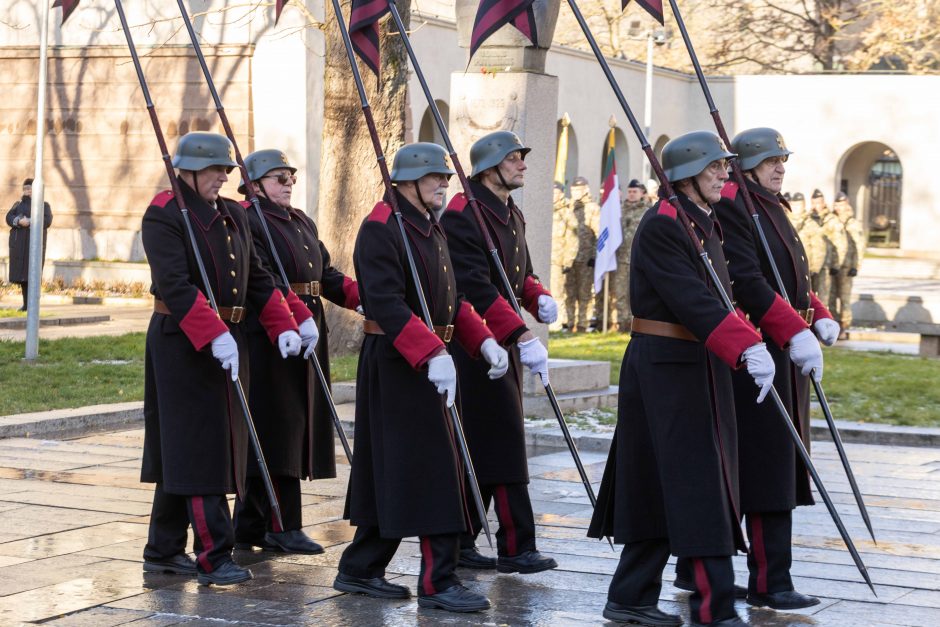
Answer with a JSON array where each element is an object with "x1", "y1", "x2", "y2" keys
[
  {"x1": 610, "y1": 179, "x2": 647, "y2": 331},
  {"x1": 789, "y1": 193, "x2": 828, "y2": 278},
  {"x1": 832, "y1": 192, "x2": 865, "y2": 331},
  {"x1": 809, "y1": 190, "x2": 837, "y2": 305},
  {"x1": 817, "y1": 196, "x2": 848, "y2": 316},
  {"x1": 565, "y1": 177, "x2": 598, "y2": 331},
  {"x1": 551, "y1": 183, "x2": 572, "y2": 328}
]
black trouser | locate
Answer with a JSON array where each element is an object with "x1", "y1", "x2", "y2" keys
[
  {"x1": 338, "y1": 525, "x2": 460, "y2": 596},
  {"x1": 233, "y1": 475, "x2": 303, "y2": 541},
  {"x1": 144, "y1": 484, "x2": 234, "y2": 574},
  {"x1": 18, "y1": 282, "x2": 27, "y2": 309},
  {"x1": 744, "y1": 510, "x2": 794, "y2": 594},
  {"x1": 459, "y1": 482, "x2": 536, "y2": 557},
  {"x1": 612, "y1": 539, "x2": 736, "y2": 624}
]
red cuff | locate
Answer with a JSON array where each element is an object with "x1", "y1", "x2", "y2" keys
[
  {"x1": 179, "y1": 290, "x2": 229, "y2": 351},
  {"x1": 810, "y1": 292, "x2": 833, "y2": 321},
  {"x1": 453, "y1": 301, "x2": 495, "y2": 358},
  {"x1": 705, "y1": 310, "x2": 763, "y2": 369},
  {"x1": 393, "y1": 314, "x2": 446, "y2": 369},
  {"x1": 521, "y1": 275, "x2": 551, "y2": 319},
  {"x1": 758, "y1": 294, "x2": 809, "y2": 349},
  {"x1": 483, "y1": 296, "x2": 527, "y2": 344},
  {"x1": 285, "y1": 290, "x2": 313, "y2": 325},
  {"x1": 342, "y1": 276, "x2": 361, "y2": 310},
  {"x1": 259, "y1": 289, "x2": 300, "y2": 344}
]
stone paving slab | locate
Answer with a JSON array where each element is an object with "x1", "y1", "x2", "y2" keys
[{"x1": 0, "y1": 431, "x2": 938, "y2": 625}]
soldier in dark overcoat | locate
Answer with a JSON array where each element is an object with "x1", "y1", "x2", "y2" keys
[
  {"x1": 233, "y1": 149, "x2": 361, "y2": 555},
  {"x1": 440, "y1": 131, "x2": 558, "y2": 574},
  {"x1": 333, "y1": 143, "x2": 509, "y2": 613},
  {"x1": 588, "y1": 131, "x2": 775, "y2": 627},
  {"x1": 5, "y1": 178, "x2": 52, "y2": 310},
  {"x1": 677, "y1": 127, "x2": 840, "y2": 611},
  {"x1": 140, "y1": 132, "x2": 305, "y2": 586}
]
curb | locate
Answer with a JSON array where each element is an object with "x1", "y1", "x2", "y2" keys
[
  {"x1": 2, "y1": 401, "x2": 939, "y2": 449},
  {"x1": 0, "y1": 314, "x2": 111, "y2": 330}
]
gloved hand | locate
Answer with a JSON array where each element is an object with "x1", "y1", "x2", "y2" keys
[
  {"x1": 278, "y1": 330, "x2": 302, "y2": 358},
  {"x1": 210, "y1": 331, "x2": 239, "y2": 381},
  {"x1": 480, "y1": 338, "x2": 509, "y2": 379},
  {"x1": 788, "y1": 328, "x2": 823, "y2": 381},
  {"x1": 829, "y1": 266, "x2": 839, "y2": 276},
  {"x1": 428, "y1": 353, "x2": 457, "y2": 407},
  {"x1": 848, "y1": 267, "x2": 858, "y2": 277},
  {"x1": 298, "y1": 318, "x2": 319, "y2": 360},
  {"x1": 355, "y1": 305, "x2": 364, "y2": 316},
  {"x1": 518, "y1": 337, "x2": 550, "y2": 385},
  {"x1": 814, "y1": 317, "x2": 841, "y2": 347},
  {"x1": 742, "y1": 342, "x2": 775, "y2": 403},
  {"x1": 537, "y1": 295, "x2": 558, "y2": 324}
]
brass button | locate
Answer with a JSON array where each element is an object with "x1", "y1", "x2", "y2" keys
[
  {"x1": 515, "y1": 246, "x2": 519, "y2": 253},
  {"x1": 308, "y1": 262, "x2": 314, "y2": 268},
  {"x1": 443, "y1": 265, "x2": 448, "y2": 273},
  {"x1": 512, "y1": 229, "x2": 517, "y2": 235},
  {"x1": 229, "y1": 253, "x2": 235, "y2": 260},
  {"x1": 304, "y1": 245, "x2": 309, "y2": 250},
  {"x1": 227, "y1": 235, "x2": 231, "y2": 242},
  {"x1": 297, "y1": 228, "x2": 302, "y2": 233},
  {"x1": 230, "y1": 270, "x2": 236, "y2": 277},
  {"x1": 448, "y1": 305, "x2": 453, "y2": 312},
  {"x1": 515, "y1": 265, "x2": 520, "y2": 272},
  {"x1": 232, "y1": 288, "x2": 238, "y2": 295}
]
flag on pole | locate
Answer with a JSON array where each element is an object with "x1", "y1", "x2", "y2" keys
[
  {"x1": 52, "y1": 0, "x2": 80, "y2": 24},
  {"x1": 470, "y1": 0, "x2": 539, "y2": 60},
  {"x1": 554, "y1": 113, "x2": 570, "y2": 187},
  {"x1": 275, "y1": 0, "x2": 290, "y2": 24},
  {"x1": 594, "y1": 129, "x2": 623, "y2": 293},
  {"x1": 349, "y1": 0, "x2": 390, "y2": 77},
  {"x1": 622, "y1": 0, "x2": 665, "y2": 25}
]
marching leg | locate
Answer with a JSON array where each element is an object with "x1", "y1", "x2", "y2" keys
[
  {"x1": 492, "y1": 483, "x2": 557, "y2": 574},
  {"x1": 604, "y1": 539, "x2": 680, "y2": 626},
  {"x1": 334, "y1": 525, "x2": 410, "y2": 599},
  {"x1": 745, "y1": 511, "x2": 820, "y2": 610},
  {"x1": 142, "y1": 484, "x2": 196, "y2": 575},
  {"x1": 417, "y1": 534, "x2": 490, "y2": 612},
  {"x1": 186, "y1": 494, "x2": 251, "y2": 586}
]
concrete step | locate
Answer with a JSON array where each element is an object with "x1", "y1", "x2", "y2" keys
[
  {"x1": 522, "y1": 358, "x2": 610, "y2": 395},
  {"x1": 523, "y1": 385, "x2": 619, "y2": 418},
  {"x1": 859, "y1": 256, "x2": 940, "y2": 280}
]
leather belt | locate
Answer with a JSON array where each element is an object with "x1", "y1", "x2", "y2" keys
[
  {"x1": 631, "y1": 317, "x2": 698, "y2": 342},
  {"x1": 290, "y1": 281, "x2": 321, "y2": 297},
  {"x1": 154, "y1": 298, "x2": 245, "y2": 324},
  {"x1": 797, "y1": 308, "x2": 815, "y2": 325},
  {"x1": 363, "y1": 319, "x2": 453, "y2": 343}
]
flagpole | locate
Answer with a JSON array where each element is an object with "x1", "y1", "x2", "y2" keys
[{"x1": 602, "y1": 274, "x2": 609, "y2": 333}]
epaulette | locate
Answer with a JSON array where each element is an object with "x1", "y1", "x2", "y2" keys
[
  {"x1": 720, "y1": 182, "x2": 739, "y2": 201},
  {"x1": 149, "y1": 190, "x2": 174, "y2": 208},
  {"x1": 446, "y1": 193, "x2": 469, "y2": 212},
  {"x1": 367, "y1": 201, "x2": 392, "y2": 223},
  {"x1": 656, "y1": 200, "x2": 677, "y2": 219}
]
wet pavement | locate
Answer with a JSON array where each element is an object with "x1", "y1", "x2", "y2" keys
[{"x1": 0, "y1": 430, "x2": 937, "y2": 625}]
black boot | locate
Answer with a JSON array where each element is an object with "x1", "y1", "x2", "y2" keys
[
  {"x1": 458, "y1": 547, "x2": 497, "y2": 569},
  {"x1": 264, "y1": 529, "x2": 324, "y2": 555},
  {"x1": 418, "y1": 584, "x2": 491, "y2": 612},
  {"x1": 142, "y1": 553, "x2": 197, "y2": 575},
  {"x1": 746, "y1": 589, "x2": 820, "y2": 610},
  {"x1": 197, "y1": 560, "x2": 252, "y2": 586},
  {"x1": 603, "y1": 602, "x2": 682, "y2": 626},
  {"x1": 333, "y1": 572, "x2": 411, "y2": 599},
  {"x1": 497, "y1": 550, "x2": 557, "y2": 574}
]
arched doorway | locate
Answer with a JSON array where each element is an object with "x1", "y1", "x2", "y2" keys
[
  {"x1": 555, "y1": 118, "x2": 579, "y2": 192},
  {"x1": 837, "y1": 142, "x2": 903, "y2": 247},
  {"x1": 598, "y1": 126, "x2": 630, "y2": 191},
  {"x1": 418, "y1": 100, "x2": 450, "y2": 145}
]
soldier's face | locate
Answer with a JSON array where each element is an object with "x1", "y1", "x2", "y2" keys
[
  {"x1": 693, "y1": 159, "x2": 730, "y2": 204},
  {"x1": 553, "y1": 188, "x2": 564, "y2": 204},
  {"x1": 22, "y1": 185, "x2": 31, "y2": 198},
  {"x1": 626, "y1": 187, "x2": 643, "y2": 202},
  {"x1": 496, "y1": 151, "x2": 527, "y2": 189},
  {"x1": 834, "y1": 200, "x2": 853, "y2": 216},
  {"x1": 416, "y1": 173, "x2": 450, "y2": 210},
  {"x1": 194, "y1": 165, "x2": 230, "y2": 203},
  {"x1": 811, "y1": 197, "x2": 826, "y2": 213},
  {"x1": 752, "y1": 156, "x2": 786, "y2": 193},
  {"x1": 790, "y1": 200, "x2": 805, "y2": 214},
  {"x1": 257, "y1": 168, "x2": 294, "y2": 209}
]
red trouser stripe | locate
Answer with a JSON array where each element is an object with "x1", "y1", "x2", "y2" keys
[
  {"x1": 751, "y1": 514, "x2": 768, "y2": 593},
  {"x1": 190, "y1": 496, "x2": 215, "y2": 573},
  {"x1": 494, "y1": 485, "x2": 517, "y2": 556},
  {"x1": 693, "y1": 558, "x2": 713, "y2": 624},
  {"x1": 420, "y1": 537, "x2": 436, "y2": 595}
]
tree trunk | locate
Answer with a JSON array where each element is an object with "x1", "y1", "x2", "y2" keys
[{"x1": 318, "y1": 1, "x2": 411, "y2": 354}]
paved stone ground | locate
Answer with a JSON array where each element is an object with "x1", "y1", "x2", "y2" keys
[{"x1": 0, "y1": 430, "x2": 937, "y2": 626}]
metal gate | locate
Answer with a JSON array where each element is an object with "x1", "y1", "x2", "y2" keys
[{"x1": 867, "y1": 153, "x2": 902, "y2": 246}]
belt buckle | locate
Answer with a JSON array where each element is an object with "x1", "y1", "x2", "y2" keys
[
  {"x1": 442, "y1": 325, "x2": 454, "y2": 343},
  {"x1": 804, "y1": 307, "x2": 814, "y2": 325},
  {"x1": 310, "y1": 281, "x2": 321, "y2": 297},
  {"x1": 230, "y1": 306, "x2": 245, "y2": 324}
]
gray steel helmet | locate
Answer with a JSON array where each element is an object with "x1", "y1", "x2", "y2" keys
[
  {"x1": 238, "y1": 149, "x2": 297, "y2": 194},
  {"x1": 390, "y1": 142, "x2": 455, "y2": 182},
  {"x1": 469, "y1": 131, "x2": 531, "y2": 179},
  {"x1": 662, "y1": 131, "x2": 736, "y2": 182},
  {"x1": 731, "y1": 127, "x2": 793, "y2": 170},
  {"x1": 171, "y1": 132, "x2": 238, "y2": 171}
]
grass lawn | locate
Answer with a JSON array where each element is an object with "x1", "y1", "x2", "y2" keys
[
  {"x1": 548, "y1": 331, "x2": 940, "y2": 428},
  {"x1": 0, "y1": 332, "x2": 361, "y2": 417}
]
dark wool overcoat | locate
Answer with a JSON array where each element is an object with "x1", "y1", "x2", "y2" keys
[
  {"x1": 588, "y1": 194, "x2": 762, "y2": 557},
  {"x1": 243, "y1": 196, "x2": 360, "y2": 481},
  {"x1": 716, "y1": 179, "x2": 835, "y2": 512},
  {"x1": 140, "y1": 179, "x2": 298, "y2": 496},
  {"x1": 345, "y1": 191, "x2": 494, "y2": 538},
  {"x1": 440, "y1": 182, "x2": 551, "y2": 486},
  {"x1": 6, "y1": 197, "x2": 52, "y2": 283}
]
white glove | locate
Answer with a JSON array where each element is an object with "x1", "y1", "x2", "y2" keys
[
  {"x1": 814, "y1": 318, "x2": 841, "y2": 347},
  {"x1": 743, "y1": 342, "x2": 775, "y2": 403},
  {"x1": 518, "y1": 337, "x2": 550, "y2": 385},
  {"x1": 298, "y1": 318, "x2": 319, "y2": 359},
  {"x1": 480, "y1": 338, "x2": 509, "y2": 379},
  {"x1": 355, "y1": 305, "x2": 364, "y2": 316},
  {"x1": 537, "y1": 294, "x2": 558, "y2": 324},
  {"x1": 278, "y1": 330, "x2": 302, "y2": 358},
  {"x1": 788, "y1": 328, "x2": 823, "y2": 382},
  {"x1": 210, "y1": 331, "x2": 239, "y2": 382},
  {"x1": 428, "y1": 353, "x2": 457, "y2": 407}
]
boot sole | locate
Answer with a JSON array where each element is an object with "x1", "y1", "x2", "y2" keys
[
  {"x1": 602, "y1": 607, "x2": 682, "y2": 626},
  {"x1": 746, "y1": 595, "x2": 821, "y2": 610},
  {"x1": 496, "y1": 561, "x2": 558, "y2": 574},
  {"x1": 457, "y1": 559, "x2": 497, "y2": 570},
  {"x1": 333, "y1": 580, "x2": 410, "y2": 599},
  {"x1": 197, "y1": 570, "x2": 253, "y2": 586},
  {"x1": 417, "y1": 596, "x2": 490, "y2": 613},
  {"x1": 142, "y1": 562, "x2": 196, "y2": 576},
  {"x1": 265, "y1": 541, "x2": 325, "y2": 555}
]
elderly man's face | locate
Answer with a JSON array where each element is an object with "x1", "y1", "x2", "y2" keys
[
  {"x1": 255, "y1": 168, "x2": 295, "y2": 209},
  {"x1": 195, "y1": 165, "x2": 230, "y2": 204},
  {"x1": 22, "y1": 184, "x2": 31, "y2": 198}
]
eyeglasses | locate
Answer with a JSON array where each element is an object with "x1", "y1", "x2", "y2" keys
[
  {"x1": 705, "y1": 159, "x2": 730, "y2": 173},
  {"x1": 762, "y1": 156, "x2": 788, "y2": 166},
  {"x1": 262, "y1": 173, "x2": 297, "y2": 185}
]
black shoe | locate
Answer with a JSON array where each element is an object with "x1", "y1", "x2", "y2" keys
[
  {"x1": 197, "y1": 560, "x2": 253, "y2": 586},
  {"x1": 17, "y1": 306, "x2": 26, "y2": 312},
  {"x1": 333, "y1": 572, "x2": 411, "y2": 599},
  {"x1": 496, "y1": 550, "x2": 558, "y2": 574},
  {"x1": 264, "y1": 529, "x2": 324, "y2": 555},
  {"x1": 234, "y1": 536, "x2": 277, "y2": 551},
  {"x1": 603, "y1": 601, "x2": 682, "y2": 626},
  {"x1": 458, "y1": 547, "x2": 497, "y2": 569},
  {"x1": 691, "y1": 616, "x2": 751, "y2": 626},
  {"x1": 142, "y1": 553, "x2": 197, "y2": 575},
  {"x1": 418, "y1": 584, "x2": 490, "y2": 612},
  {"x1": 746, "y1": 589, "x2": 820, "y2": 610},
  {"x1": 674, "y1": 577, "x2": 748, "y2": 599}
]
